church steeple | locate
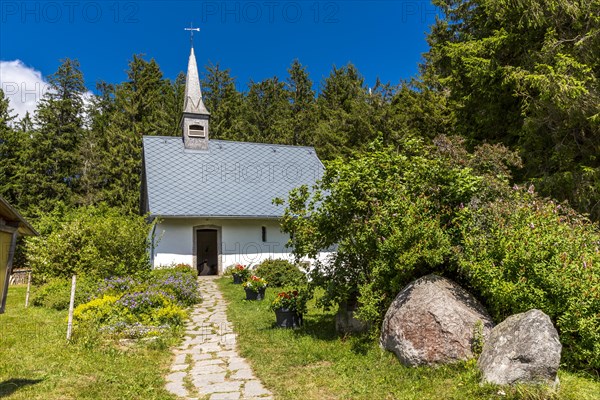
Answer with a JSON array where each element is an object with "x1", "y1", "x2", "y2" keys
[
  {"x1": 181, "y1": 45, "x2": 210, "y2": 150},
  {"x1": 183, "y1": 47, "x2": 210, "y2": 115}
]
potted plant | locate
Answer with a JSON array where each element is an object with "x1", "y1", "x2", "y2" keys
[
  {"x1": 270, "y1": 290, "x2": 306, "y2": 328},
  {"x1": 243, "y1": 275, "x2": 267, "y2": 300},
  {"x1": 231, "y1": 264, "x2": 250, "y2": 284}
]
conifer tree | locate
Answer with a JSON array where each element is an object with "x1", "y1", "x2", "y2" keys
[
  {"x1": 424, "y1": 0, "x2": 600, "y2": 219},
  {"x1": 17, "y1": 111, "x2": 34, "y2": 133},
  {"x1": 316, "y1": 63, "x2": 373, "y2": 159},
  {"x1": 243, "y1": 77, "x2": 291, "y2": 144},
  {"x1": 385, "y1": 80, "x2": 455, "y2": 145},
  {"x1": 0, "y1": 88, "x2": 23, "y2": 204},
  {"x1": 19, "y1": 58, "x2": 86, "y2": 215},
  {"x1": 286, "y1": 60, "x2": 316, "y2": 146},
  {"x1": 95, "y1": 55, "x2": 172, "y2": 212},
  {"x1": 163, "y1": 72, "x2": 186, "y2": 136},
  {"x1": 76, "y1": 81, "x2": 115, "y2": 206},
  {"x1": 120, "y1": 55, "x2": 171, "y2": 137},
  {"x1": 202, "y1": 62, "x2": 244, "y2": 139}
]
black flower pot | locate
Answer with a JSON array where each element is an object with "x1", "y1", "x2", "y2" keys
[
  {"x1": 232, "y1": 273, "x2": 243, "y2": 284},
  {"x1": 244, "y1": 287, "x2": 266, "y2": 300},
  {"x1": 274, "y1": 308, "x2": 303, "y2": 328}
]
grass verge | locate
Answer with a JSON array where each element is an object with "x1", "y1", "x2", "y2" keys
[
  {"x1": 217, "y1": 278, "x2": 600, "y2": 400},
  {"x1": 0, "y1": 286, "x2": 177, "y2": 400}
]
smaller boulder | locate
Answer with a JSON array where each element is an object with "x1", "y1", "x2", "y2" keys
[{"x1": 478, "y1": 309, "x2": 561, "y2": 386}]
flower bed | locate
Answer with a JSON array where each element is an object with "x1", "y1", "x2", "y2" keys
[{"x1": 72, "y1": 266, "x2": 199, "y2": 339}]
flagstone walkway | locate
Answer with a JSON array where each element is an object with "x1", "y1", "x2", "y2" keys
[{"x1": 165, "y1": 276, "x2": 273, "y2": 400}]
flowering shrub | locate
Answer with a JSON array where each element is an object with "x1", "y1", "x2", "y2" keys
[
  {"x1": 243, "y1": 275, "x2": 267, "y2": 292},
  {"x1": 117, "y1": 290, "x2": 176, "y2": 314},
  {"x1": 172, "y1": 263, "x2": 194, "y2": 271},
  {"x1": 72, "y1": 295, "x2": 125, "y2": 325},
  {"x1": 97, "y1": 276, "x2": 138, "y2": 296},
  {"x1": 150, "y1": 269, "x2": 200, "y2": 306},
  {"x1": 277, "y1": 137, "x2": 600, "y2": 372},
  {"x1": 270, "y1": 290, "x2": 308, "y2": 314},
  {"x1": 72, "y1": 268, "x2": 199, "y2": 339},
  {"x1": 153, "y1": 304, "x2": 188, "y2": 326},
  {"x1": 155, "y1": 262, "x2": 195, "y2": 273}
]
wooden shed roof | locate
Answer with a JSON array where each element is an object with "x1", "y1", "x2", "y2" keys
[{"x1": 0, "y1": 197, "x2": 38, "y2": 236}]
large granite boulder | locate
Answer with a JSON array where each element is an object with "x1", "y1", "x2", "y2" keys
[
  {"x1": 380, "y1": 274, "x2": 494, "y2": 366},
  {"x1": 478, "y1": 309, "x2": 561, "y2": 386}
]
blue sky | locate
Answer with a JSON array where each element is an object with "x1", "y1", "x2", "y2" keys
[{"x1": 0, "y1": 1, "x2": 439, "y2": 118}]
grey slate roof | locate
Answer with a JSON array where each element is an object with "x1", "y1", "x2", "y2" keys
[{"x1": 142, "y1": 136, "x2": 324, "y2": 218}]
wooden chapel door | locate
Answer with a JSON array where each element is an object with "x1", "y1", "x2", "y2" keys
[{"x1": 196, "y1": 229, "x2": 218, "y2": 276}]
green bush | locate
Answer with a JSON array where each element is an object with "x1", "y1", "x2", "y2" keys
[
  {"x1": 458, "y1": 188, "x2": 600, "y2": 372},
  {"x1": 32, "y1": 276, "x2": 99, "y2": 310},
  {"x1": 26, "y1": 205, "x2": 153, "y2": 281},
  {"x1": 254, "y1": 259, "x2": 306, "y2": 287},
  {"x1": 279, "y1": 136, "x2": 600, "y2": 372},
  {"x1": 278, "y1": 138, "x2": 478, "y2": 320}
]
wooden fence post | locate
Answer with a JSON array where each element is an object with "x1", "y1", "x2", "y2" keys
[
  {"x1": 24, "y1": 272, "x2": 31, "y2": 307},
  {"x1": 66, "y1": 275, "x2": 76, "y2": 341}
]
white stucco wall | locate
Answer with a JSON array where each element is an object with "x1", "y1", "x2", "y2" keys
[{"x1": 151, "y1": 217, "x2": 331, "y2": 273}]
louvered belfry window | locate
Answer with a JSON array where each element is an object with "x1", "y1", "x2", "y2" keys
[{"x1": 189, "y1": 124, "x2": 205, "y2": 138}]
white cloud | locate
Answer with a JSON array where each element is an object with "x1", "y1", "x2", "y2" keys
[
  {"x1": 0, "y1": 60, "x2": 50, "y2": 121},
  {"x1": 0, "y1": 60, "x2": 95, "y2": 125}
]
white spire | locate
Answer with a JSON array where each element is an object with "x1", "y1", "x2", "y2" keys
[{"x1": 183, "y1": 47, "x2": 210, "y2": 116}]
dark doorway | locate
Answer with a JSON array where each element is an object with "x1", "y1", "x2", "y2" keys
[{"x1": 196, "y1": 229, "x2": 218, "y2": 276}]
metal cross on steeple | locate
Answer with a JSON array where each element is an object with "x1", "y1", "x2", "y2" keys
[{"x1": 184, "y1": 23, "x2": 200, "y2": 47}]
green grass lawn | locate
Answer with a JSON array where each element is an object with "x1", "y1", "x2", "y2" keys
[
  {"x1": 217, "y1": 278, "x2": 600, "y2": 400},
  {"x1": 0, "y1": 285, "x2": 177, "y2": 400}
]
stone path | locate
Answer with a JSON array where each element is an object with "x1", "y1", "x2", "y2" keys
[{"x1": 165, "y1": 276, "x2": 273, "y2": 400}]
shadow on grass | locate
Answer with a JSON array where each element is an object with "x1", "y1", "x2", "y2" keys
[
  {"x1": 286, "y1": 313, "x2": 374, "y2": 355},
  {"x1": 292, "y1": 313, "x2": 338, "y2": 341},
  {"x1": 285, "y1": 315, "x2": 377, "y2": 356},
  {"x1": 0, "y1": 378, "x2": 43, "y2": 398},
  {"x1": 347, "y1": 334, "x2": 373, "y2": 355},
  {"x1": 258, "y1": 310, "x2": 377, "y2": 356}
]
